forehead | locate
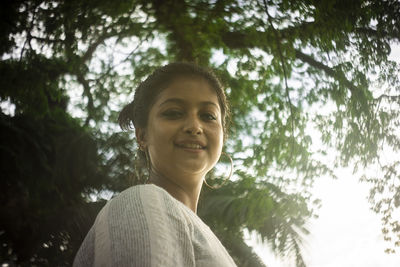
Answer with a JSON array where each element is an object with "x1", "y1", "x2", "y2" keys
[{"x1": 154, "y1": 77, "x2": 220, "y2": 108}]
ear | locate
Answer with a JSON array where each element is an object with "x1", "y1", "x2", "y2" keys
[{"x1": 135, "y1": 128, "x2": 147, "y2": 150}]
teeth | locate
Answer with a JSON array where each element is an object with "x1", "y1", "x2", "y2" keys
[{"x1": 178, "y1": 143, "x2": 203, "y2": 149}]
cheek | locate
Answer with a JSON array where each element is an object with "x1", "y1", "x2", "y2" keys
[
  {"x1": 147, "y1": 120, "x2": 175, "y2": 147},
  {"x1": 148, "y1": 128, "x2": 163, "y2": 147},
  {"x1": 211, "y1": 126, "x2": 224, "y2": 150}
]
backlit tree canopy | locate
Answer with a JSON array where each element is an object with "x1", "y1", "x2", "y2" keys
[{"x1": 1, "y1": 0, "x2": 400, "y2": 266}]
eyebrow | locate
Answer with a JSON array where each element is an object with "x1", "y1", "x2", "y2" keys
[{"x1": 158, "y1": 98, "x2": 219, "y2": 108}]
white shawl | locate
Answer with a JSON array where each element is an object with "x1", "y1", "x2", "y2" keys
[{"x1": 73, "y1": 184, "x2": 237, "y2": 267}]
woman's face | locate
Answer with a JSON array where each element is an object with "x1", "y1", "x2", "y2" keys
[{"x1": 138, "y1": 76, "x2": 224, "y2": 187}]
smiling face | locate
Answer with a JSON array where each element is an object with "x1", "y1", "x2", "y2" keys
[{"x1": 137, "y1": 76, "x2": 224, "y2": 187}]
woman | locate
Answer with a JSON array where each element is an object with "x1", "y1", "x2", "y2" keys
[{"x1": 73, "y1": 62, "x2": 237, "y2": 266}]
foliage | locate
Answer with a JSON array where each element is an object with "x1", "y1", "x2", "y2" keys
[
  {"x1": 199, "y1": 175, "x2": 311, "y2": 267},
  {"x1": 0, "y1": 111, "x2": 108, "y2": 265},
  {"x1": 1, "y1": 0, "x2": 400, "y2": 265}
]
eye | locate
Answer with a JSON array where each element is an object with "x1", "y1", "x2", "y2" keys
[
  {"x1": 201, "y1": 113, "x2": 217, "y2": 121},
  {"x1": 161, "y1": 110, "x2": 184, "y2": 119}
]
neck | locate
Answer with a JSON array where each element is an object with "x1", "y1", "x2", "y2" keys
[{"x1": 148, "y1": 171, "x2": 203, "y2": 213}]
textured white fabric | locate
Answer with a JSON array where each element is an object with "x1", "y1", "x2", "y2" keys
[{"x1": 73, "y1": 184, "x2": 237, "y2": 267}]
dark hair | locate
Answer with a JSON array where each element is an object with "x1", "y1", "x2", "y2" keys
[{"x1": 118, "y1": 62, "x2": 230, "y2": 139}]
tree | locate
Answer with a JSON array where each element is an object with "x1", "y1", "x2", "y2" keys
[{"x1": 1, "y1": 0, "x2": 400, "y2": 265}]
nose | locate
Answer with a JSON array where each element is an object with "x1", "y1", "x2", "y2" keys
[{"x1": 183, "y1": 114, "x2": 203, "y2": 135}]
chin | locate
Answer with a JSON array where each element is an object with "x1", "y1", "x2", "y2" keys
[{"x1": 177, "y1": 164, "x2": 209, "y2": 176}]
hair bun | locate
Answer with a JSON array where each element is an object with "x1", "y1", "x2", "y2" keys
[{"x1": 118, "y1": 102, "x2": 135, "y2": 131}]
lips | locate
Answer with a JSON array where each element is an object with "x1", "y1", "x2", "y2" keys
[{"x1": 175, "y1": 140, "x2": 206, "y2": 149}]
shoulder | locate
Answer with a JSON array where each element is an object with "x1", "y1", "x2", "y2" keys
[
  {"x1": 75, "y1": 184, "x2": 195, "y2": 267},
  {"x1": 102, "y1": 184, "x2": 185, "y2": 223},
  {"x1": 94, "y1": 184, "x2": 193, "y2": 243},
  {"x1": 109, "y1": 184, "x2": 177, "y2": 209}
]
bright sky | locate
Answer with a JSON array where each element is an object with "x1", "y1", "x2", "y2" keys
[
  {"x1": 248, "y1": 169, "x2": 400, "y2": 267},
  {"x1": 246, "y1": 45, "x2": 400, "y2": 267}
]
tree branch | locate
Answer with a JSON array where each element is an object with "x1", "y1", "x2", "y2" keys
[
  {"x1": 151, "y1": 0, "x2": 196, "y2": 62},
  {"x1": 374, "y1": 94, "x2": 400, "y2": 102},
  {"x1": 221, "y1": 29, "x2": 363, "y2": 102},
  {"x1": 355, "y1": 27, "x2": 400, "y2": 42},
  {"x1": 224, "y1": 234, "x2": 267, "y2": 267},
  {"x1": 20, "y1": 2, "x2": 39, "y2": 61},
  {"x1": 81, "y1": 31, "x2": 112, "y2": 63},
  {"x1": 262, "y1": 0, "x2": 295, "y2": 165},
  {"x1": 76, "y1": 73, "x2": 94, "y2": 126},
  {"x1": 220, "y1": 24, "x2": 389, "y2": 96},
  {"x1": 30, "y1": 35, "x2": 64, "y2": 43},
  {"x1": 81, "y1": 23, "x2": 146, "y2": 64},
  {"x1": 294, "y1": 49, "x2": 358, "y2": 93}
]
